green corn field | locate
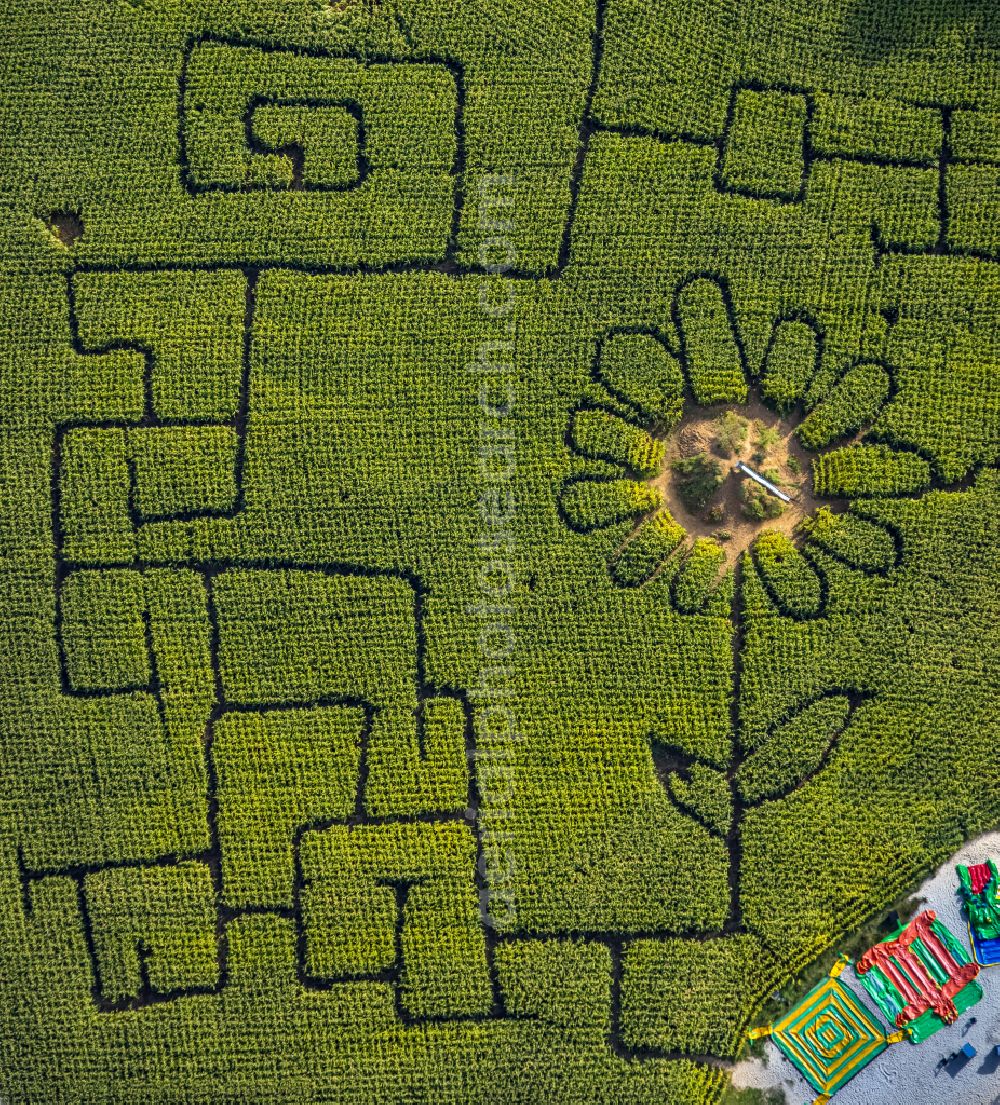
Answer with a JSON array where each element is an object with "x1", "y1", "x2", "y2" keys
[{"x1": 0, "y1": 1, "x2": 997, "y2": 1101}]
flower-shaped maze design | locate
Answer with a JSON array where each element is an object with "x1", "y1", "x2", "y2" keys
[{"x1": 559, "y1": 272, "x2": 950, "y2": 619}]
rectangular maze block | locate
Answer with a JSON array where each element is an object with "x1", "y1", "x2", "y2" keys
[
  {"x1": 58, "y1": 426, "x2": 136, "y2": 564},
  {"x1": 399, "y1": 876, "x2": 494, "y2": 1020},
  {"x1": 60, "y1": 569, "x2": 149, "y2": 693},
  {"x1": 302, "y1": 866, "x2": 398, "y2": 980},
  {"x1": 142, "y1": 568, "x2": 215, "y2": 713},
  {"x1": 211, "y1": 569, "x2": 418, "y2": 709},
  {"x1": 214, "y1": 705, "x2": 365, "y2": 909},
  {"x1": 718, "y1": 85, "x2": 810, "y2": 201},
  {"x1": 72, "y1": 269, "x2": 246, "y2": 422},
  {"x1": 869, "y1": 163, "x2": 941, "y2": 253},
  {"x1": 84, "y1": 861, "x2": 219, "y2": 1005},
  {"x1": 947, "y1": 162, "x2": 1000, "y2": 258},
  {"x1": 182, "y1": 40, "x2": 456, "y2": 193},
  {"x1": 494, "y1": 939, "x2": 612, "y2": 1030},
  {"x1": 811, "y1": 95, "x2": 941, "y2": 163},
  {"x1": 129, "y1": 425, "x2": 239, "y2": 520},
  {"x1": 250, "y1": 102, "x2": 362, "y2": 190},
  {"x1": 950, "y1": 108, "x2": 1000, "y2": 162},
  {"x1": 299, "y1": 821, "x2": 492, "y2": 1018}
]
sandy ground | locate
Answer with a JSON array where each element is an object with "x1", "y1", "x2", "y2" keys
[
  {"x1": 730, "y1": 830, "x2": 1000, "y2": 1105},
  {"x1": 651, "y1": 398, "x2": 821, "y2": 567}
]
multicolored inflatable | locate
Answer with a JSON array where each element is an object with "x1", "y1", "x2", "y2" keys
[
  {"x1": 750, "y1": 907, "x2": 989, "y2": 1100},
  {"x1": 749, "y1": 964, "x2": 904, "y2": 1103},
  {"x1": 958, "y1": 859, "x2": 1000, "y2": 966},
  {"x1": 855, "y1": 910, "x2": 982, "y2": 1044}
]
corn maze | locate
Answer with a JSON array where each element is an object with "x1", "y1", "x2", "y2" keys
[{"x1": 0, "y1": 1, "x2": 998, "y2": 1102}]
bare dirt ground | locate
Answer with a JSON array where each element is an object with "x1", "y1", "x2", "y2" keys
[
  {"x1": 45, "y1": 211, "x2": 83, "y2": 248},
  {"x1": 650, "y1": 397, "x2": 820, "y2": 567}
]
